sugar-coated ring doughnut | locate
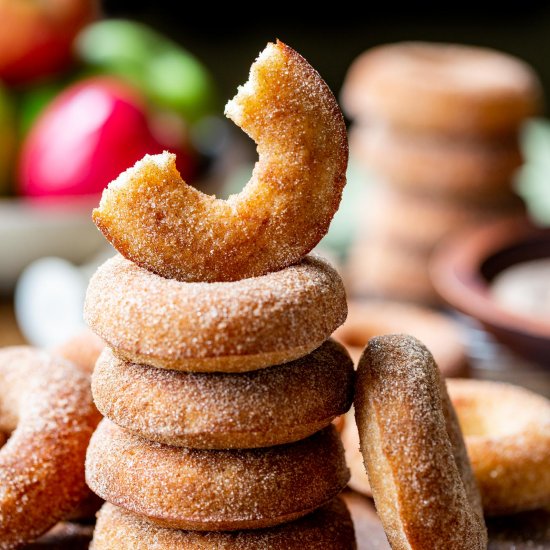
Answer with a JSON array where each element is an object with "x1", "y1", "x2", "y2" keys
[
  {"x1": 342, "y1": 42, "x2": 541, "y2": 137},
  {"x1": 25, "y1": 522, "x2": 94, "y2": 549},
  {"x1": 92, "y1": 40, "x2": 347, "y2": 283},
  {"x1": 346, "y1": 238, "x2": 440, "y2": 305},
  {"x1": 86, "y1": 420, "x2": 349, "y2": 531},
  {"x1": 92, "y1": 499, "x2": 356, "y2": 549},
  {"x1": 448, "y1": 378, "x2": 550, "y2": 515},
  {"x1": 0, "y1": 347, "x2": 100, "y2": 549},
  {"x1": 355, "y1": 180, "x2": 526, "y2": 252},
  {"x1": 351, "y1": 123, "x2": 523, "y2": 200},
  {"x1": 333, "y1": 300, "x2": 469, "y2": 377},
  {"x1": 354, "y1": 334, "x2": 487, "y2": 549},
  {"x1": 93, "y1": 340, "x2": 354, "y2": 449},
  {"x1": 85, "y1": 254, "x2": 347, "y2": 373},
  {"x1": 52, "y1": 329, "x2": 105, "y2": 375}
]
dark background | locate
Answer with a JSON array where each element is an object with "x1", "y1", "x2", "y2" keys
[{"x1": 100, "y1": 3, "x2": 550, "y2": 113}]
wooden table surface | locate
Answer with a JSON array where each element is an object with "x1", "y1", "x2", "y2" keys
[{"x1": 0, "y1": 300, "x2": 25, "y2": 346}]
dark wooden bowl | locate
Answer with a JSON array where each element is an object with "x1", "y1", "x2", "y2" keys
[{"x1": 430, "y1": 216, "x2": 550, "y2": 366}]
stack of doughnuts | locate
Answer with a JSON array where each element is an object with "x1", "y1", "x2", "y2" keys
[
  {"x1": 341, "y1": 42, "x2": 542, "y2": 304},
  {"x1": 83, "y1": 41, "x2": 357, "y2": 547}
]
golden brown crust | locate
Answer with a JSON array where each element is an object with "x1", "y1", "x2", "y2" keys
[
  {"x1": 0, "y1": 347, "x2": 101, "y2": 549},
  {"x1": 92, "y1": 41, "x2": 347, "y2": 283},
  {"x1": 86, "y1": 420, "x2": 349, "y2": 531},
  {"x1": 351, "y1": 123, "x2": 523, "y2": 200},
  {"x1": 342, "y1": 41, "x2": 541, "y2": 137},
  {"x1": 333, "y1": 299, "x2": 469, "y2": 377},
  {"x1": 448, "y1": 378, "x2": 550, "y2": 515},
  {"x1": 92, "y1": 499, "x2": 356, "y2": 549},
  {"x1": 354, "y1": 334, "x2": 487, "y2": 549},
  {"x1": 84, "y1": 254, "x2": 347, "y2": 373},
  {"x1": 92, "y1": 340, "x2": 354, "y2": 449},
  {"x1": 52, "y1": 329, "x2": 105, "y2": 375}
]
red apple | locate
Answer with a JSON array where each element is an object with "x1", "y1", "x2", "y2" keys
[
  {"x1": 18, "y1": 77, "x2": 194, "y2": 198},
  {"x1": 0, "y1": 0, "x2": 97, "y2": 85}
]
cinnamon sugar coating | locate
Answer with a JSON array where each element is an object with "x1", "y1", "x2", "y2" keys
[
  {"x1": 342, "y1": 42, "x2": 541, "y2": 137},
  {"x1": 92, "y1": 40, "x2": 347, "y2": 282},
  {"x1": 86, "y1": 420, "x2": 349, "y2": 531},
  {"x1": 354, "y1": 334, "x2": 487, "y2": 549},
  {"x1": 0, "y1": 347, "x2": 100, "y2": 549},
  {"x1": 92, "y1": 499, "x2": 356, "y2": 549},
  {"x1": 84, "y1": 254, "x2": 347, "y2": 372},
  {"x1": 448, "y1": 378, "x2": 550, "y2": 515},
  {"x1": 92, "y1": 340, "x2": 354, "y2": 449}
]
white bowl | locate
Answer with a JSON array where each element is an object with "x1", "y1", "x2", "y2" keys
[{"x1": 0, "y1": 197, "x2": 106, "y2": 292}]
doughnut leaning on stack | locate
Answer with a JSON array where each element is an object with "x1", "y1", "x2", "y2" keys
[
  {"x1": 84, "y1": 41, "x2": 357, "y2": 547},
  {"x1": 341, "y1": 42, "x2": 542, "y2": 304}
]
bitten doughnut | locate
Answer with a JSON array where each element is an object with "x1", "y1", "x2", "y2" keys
[
  {"x1": 333, "y1": 300, "x2": 469, "y2": 377},
  {"x1": 342, "y1": 42, "x2": 541, "y2": 137},
  {"x1": 86, "y1": 420, "x2": 349, "y2": 531},
  {"x1": 93, "y1": 340, "x2": 354, "y2": 449},
  {"x1": 92, "y1": 499, "x2": 356, "y2": 549},
  {"x1": 351, "y1": 123, "x2": 523, "y2": 200},
  {"x1": 0, "y1": 347, "x2": 100, "y2": 549},
  {"x1": 52, "y1": 329, "x2": 105, "y2": 375},
  {"x1": 85, "y1": 254, "x2": 347, "y2": 373},
  {"x1": 448, "y1": 378, "x2": 550, "y2": 515},
  {"x1": 93, "y1": 40, "x2": 347, "y2": 283},
  {"x1": 355, "y1": 334, "x2": 487, "y2": 549}
]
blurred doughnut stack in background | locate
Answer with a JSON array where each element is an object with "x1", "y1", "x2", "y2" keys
[{"x1": 341, "y1": 42, "x2": 542, "y2": 305}]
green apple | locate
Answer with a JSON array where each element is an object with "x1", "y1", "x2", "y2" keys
[{"x1": 76, "y1": 20, "x2": 217, "y2": 123}]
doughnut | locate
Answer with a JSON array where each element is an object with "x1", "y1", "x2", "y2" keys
[
  {"x1": 25, "y1": 522, "x2": 94, "y2": 549},
  {"x1": 0, "y1": 347, "x2": 100, "y2": 549},
  {"x1": 92, "y1": 340, "x2": 354, "y2": 449},
  {"x1": 91, "y1": 499, "x2": 356, "y2": 549},
  {"x1": 86, "y1": 420, "x2": 349, "y2": 531},
  {"x1": 85, "y1": 254, "x2": 347, "y2": 373},
  {"x1": 354, "y1": 334, "x2": 487, "y2": 549},
  {"x1": 346, "y1": 238, "x2": 439, "y2": 305},
  {"x1": 354, "y1": 179, "x2": 526, "y2": 252},
  {"x1": 341, "y1": 41, "x2": 541, "y2": 137},
  {"x1": 447, "y1": 378, "x2": 550, "y2": 515},
  {"x1": 52, "y1": 329, "x2": 105, "y2": 375},
  {"x1": 351, "y1": 123, "x2": 523, "y2": 200},
  {"x1": 92, "y1": 40, "x2": 347, "y2": 283},
  {"x1": 333, "y1": 299, "x2": 469, "y2": 377}
]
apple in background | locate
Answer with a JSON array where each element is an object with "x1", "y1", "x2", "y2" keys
[
  {"x1": 76, "y1": 19, "x2": 217, "y2": 123},
  {"x1": 0, "y1": 0, "x2": 97, "y2": 85},
  {"x1": 18, "y1": 77, "x2": 195, "y2": 198}
]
